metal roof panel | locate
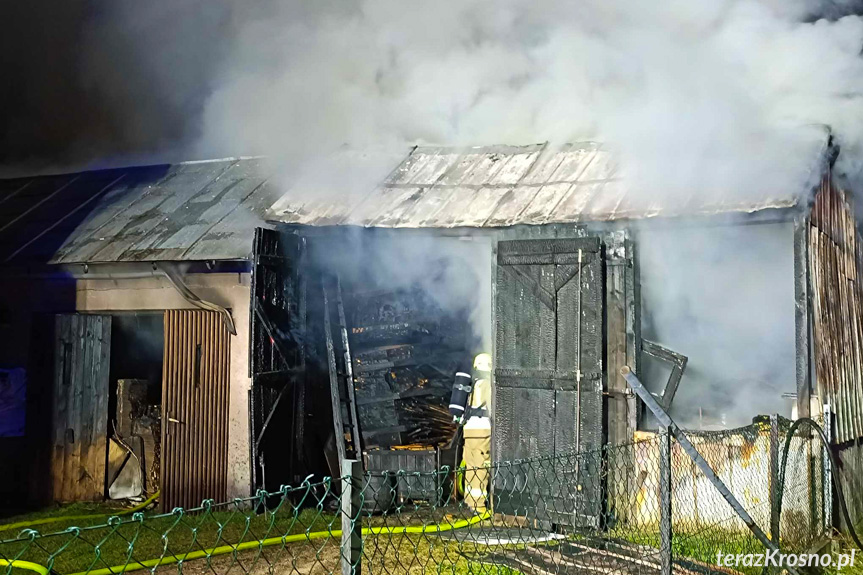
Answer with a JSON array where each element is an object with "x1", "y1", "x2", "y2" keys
[{"x1": 0, "y1": 141, "x2": 809, "y2": 265}]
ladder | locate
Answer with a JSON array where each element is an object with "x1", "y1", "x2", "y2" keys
[{"x1": 322, "y1": 276, "x2": 363, "y2": 465}]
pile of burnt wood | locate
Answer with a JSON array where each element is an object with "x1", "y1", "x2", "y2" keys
[{"x1": 349, "y1": 288, "x2": 471, "y2": 449}]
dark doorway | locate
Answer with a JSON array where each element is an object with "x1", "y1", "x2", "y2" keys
[
  {"x1": 249, "y1": 226, "x2": 492, "y2": 491},
  {"x1": 106, "y1": 311, "x2": 165, "y2": 501},
  {"x1": 109, "y1": 312, "x2": 164, "y2": 408}
]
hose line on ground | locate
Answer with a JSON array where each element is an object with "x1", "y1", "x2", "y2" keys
[
  {"x1": 777, "y1": 417, "x2": 862, "y2": 551},
  {"x1": 0, "y1": 509, "x2": 489, "y2": 575},
  {"x1": 0, "y1": 492, "x2": 160, "y2": 534}
]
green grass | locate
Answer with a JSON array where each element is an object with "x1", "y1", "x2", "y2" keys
[
  {"x1": 0, "y1": 503, "x2": 774, "y2": 575},
  {"x1": 0, "y1": 502, "x2": 135, "y2": 532},
  {"x1": 0, "y1": 502, "x2": 525, "y2": 575},
  {"x1": 17, "y1": 500, "x2": 838, "y2": 575},
  {"x1": 1, "y1": 504, "x2": 338, "y2": 575},
  {"x1": 610, "y1": 524, "x2": 775, "y2": 575}
]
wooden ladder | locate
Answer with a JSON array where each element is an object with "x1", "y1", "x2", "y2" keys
[{"x1": 323, "y1": 276, "x2": 364, "y2": 466}]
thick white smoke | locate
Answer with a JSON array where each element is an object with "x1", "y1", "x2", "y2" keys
[
  {"x1": 177, "y1": 0, "x2": 862, "y2": 426},
  {"x1": 191, "y1": 0, "x2": 863, "y2": 196},
  {"x1": 74, "y1": 0, "x2": 863, "y2": 426}
]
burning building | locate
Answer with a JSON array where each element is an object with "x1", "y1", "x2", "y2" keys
[{"x1": 0, "y1": 139, "x2": 861, "y2": 526}]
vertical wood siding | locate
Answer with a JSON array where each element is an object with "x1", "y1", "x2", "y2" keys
[
  {"x1": 161, "y1": 310, "x2": 230, "y2": 510},
  {"x1": 52, "y1": 314, "x2": 111, "y2": 502},
  {"x1": 809, "y1": 173, "x2": 863, "y2": 444}
]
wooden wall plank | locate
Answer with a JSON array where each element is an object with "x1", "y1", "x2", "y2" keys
[
  {"x1": 51, "y1": 315, "x2": 69, "y2": 501},
  {"x1": 810, "y1": 175, "x2": 863, "y2": 444},
  {"x1": 88, "y1": 317, "x2": 111, "y2": 500},
  {"x1": 51, "y1": 314, "x2": 111, "y2": 502},
  {"x1": 61, "y1": 315, "x2": 83, "y2": 502},
  {"x1": 75, "y1": 315, "x2": 94, "y2": 501}
]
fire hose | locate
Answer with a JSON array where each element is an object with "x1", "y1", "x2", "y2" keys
[
  {"x1": 1, "y1": 501, "x2": 489, "y2": 575},
  {"x1": 0, "y1": 492, "x2": 161, "y2": 534},
  {"x1": 777, "y1": 417, "x2": 863, "y2": 552}
]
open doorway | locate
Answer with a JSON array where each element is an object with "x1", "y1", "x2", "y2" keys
[
  {"x1": 248, "y1": 227, "x2": 493, "y2": 493},
  {"x1": 107, "y1": 312, "x2": 164, "y2": 501}
]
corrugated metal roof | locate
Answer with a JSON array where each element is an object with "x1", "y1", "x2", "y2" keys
[
  {"x1": 0, "y1": 143, "x2": 804, "y2": 265},
  {"x1": 269, "y1": 143, "x2": 801, "y2": 228},
  {"x1": 0, "y1": 158, "x2": 279, "y2": 265}
]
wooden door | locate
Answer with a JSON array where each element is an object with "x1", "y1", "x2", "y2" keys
[
  {"x1": 493, "y1": 237, "x2": 604, "y2": 526},
  {"x1": 52, "y1": 314, "x2": 111, "y2": 502},
  {"x1": 161, "y1": 310, "x2": 230, "y2": 510},
  {"x1": 249, "y1": 228, "x2": 307, "y2": 492}
]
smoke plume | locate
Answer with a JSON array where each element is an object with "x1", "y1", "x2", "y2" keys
[
  {"x1": 5, "y1": 0, "x2": 863, "y2": 425},
  {"x1": 4, "y1": 0, "x2": 863, "y2": 189}
]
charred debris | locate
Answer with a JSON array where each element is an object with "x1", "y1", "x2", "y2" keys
[{"x1": 249, "y1": 228, "x2": 484, "y2": 491}]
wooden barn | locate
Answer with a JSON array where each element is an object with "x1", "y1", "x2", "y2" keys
[{"x1": 0, "y1": 139, "x2": 861, "y2": 528}]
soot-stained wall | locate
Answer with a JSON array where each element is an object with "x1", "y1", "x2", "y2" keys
[{"x1": 636, "y1": 221, "x2": 796, "y2": 429}]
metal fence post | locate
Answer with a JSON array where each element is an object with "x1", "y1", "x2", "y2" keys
[
  {"x1": 769, "y1": 413, "x2": 780, "y2": 547},
  {"x1": 341, "y1": 459, "x2": 363, "y2": 575},
  {"x1": 659, "y1": 428, "x2": 672, "y2": 575},
  {"x1": 621, "y1": 366, "x2": 800, "y2": 575},
  {"x1": 822, "y1": 404, "x2": 833, "y2": 534}
]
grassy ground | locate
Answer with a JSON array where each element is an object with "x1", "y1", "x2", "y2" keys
[
  {"x1": 0, "y1": 501, "x2": 138, "y2": 532},
  {"x1": 8, "y1": 501, "x2": 858, "y2": 575},
  {"x1": 0, "y1": 503, "x2": 337, "y2": 575},
  {"x1": 0, "y1": 503, "x2": 520, "y2": 575},
  {"x1": 816, "y1": 531, "x2": 863, "y2": 575}
]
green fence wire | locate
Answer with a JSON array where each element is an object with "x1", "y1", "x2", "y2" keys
[{"x1": 0, "y1": 417, "x2": 829, "y2": 575}]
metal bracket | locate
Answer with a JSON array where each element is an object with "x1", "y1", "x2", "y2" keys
[{"x1": 641, "y1": 339, "x2": 687, "y2": 410}]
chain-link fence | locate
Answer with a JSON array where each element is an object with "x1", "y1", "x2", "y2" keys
[{"x1": 0, "y1": 417, "x2": 830, "y2": 575}]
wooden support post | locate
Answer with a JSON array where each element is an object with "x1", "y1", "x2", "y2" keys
[
  {"x1": 822, "y1": 404, "x2": 833, "y2": 533},
  {"x1": 324, "y1": 283, "x2": 347, "y2": 464},
  {"x1": 606, "y1": 231, "x2": 635, "y2": 522},
  {"x1": 793, "y1": 219, "x2": 811, "y2": 420},
  {"x1": 659, "y1": 429, "x2": 672, "y2": 575},
  {"x1": 769, "y1": 413, "x2": 780, "y2": 549},
  {"x1": 341, "y1": 459, "x2": 363, "y2": 575}
]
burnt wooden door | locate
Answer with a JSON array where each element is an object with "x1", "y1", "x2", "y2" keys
[
  {"x1": 161, "y1": 310, "x2": 230, "y2": 510},
  {"x1": 249, "y1": 228, "x2": 306, "y2": 492},
  {"x1": 493, "y1": 237, "x2": 604, "y2": 527},
  {"x1": 52, "y1": 314, "x2": 112, "y2": 502}
]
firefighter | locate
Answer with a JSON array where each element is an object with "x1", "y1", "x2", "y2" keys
[{"x1": 463, "y1": 353, "x2": 491, "y2": 512}]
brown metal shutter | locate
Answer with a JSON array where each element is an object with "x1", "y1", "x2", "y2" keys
[
  {"x1": 161, "y1": 310, "x2": 230, "y2": 510},
  {"x1": 52, "y1": 314, "x2": 112, "y2": 502}
]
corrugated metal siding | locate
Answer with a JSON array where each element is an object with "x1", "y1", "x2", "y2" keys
[
  {"x1": 161, "y1": 310, "x2": 230, "y2": 510},
  {"x1": 52, "y1": 314, "x2": 111, "y2": 502},
  {"x1": 809, "y1": 174, "x2": 863, "y2": 444}
]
